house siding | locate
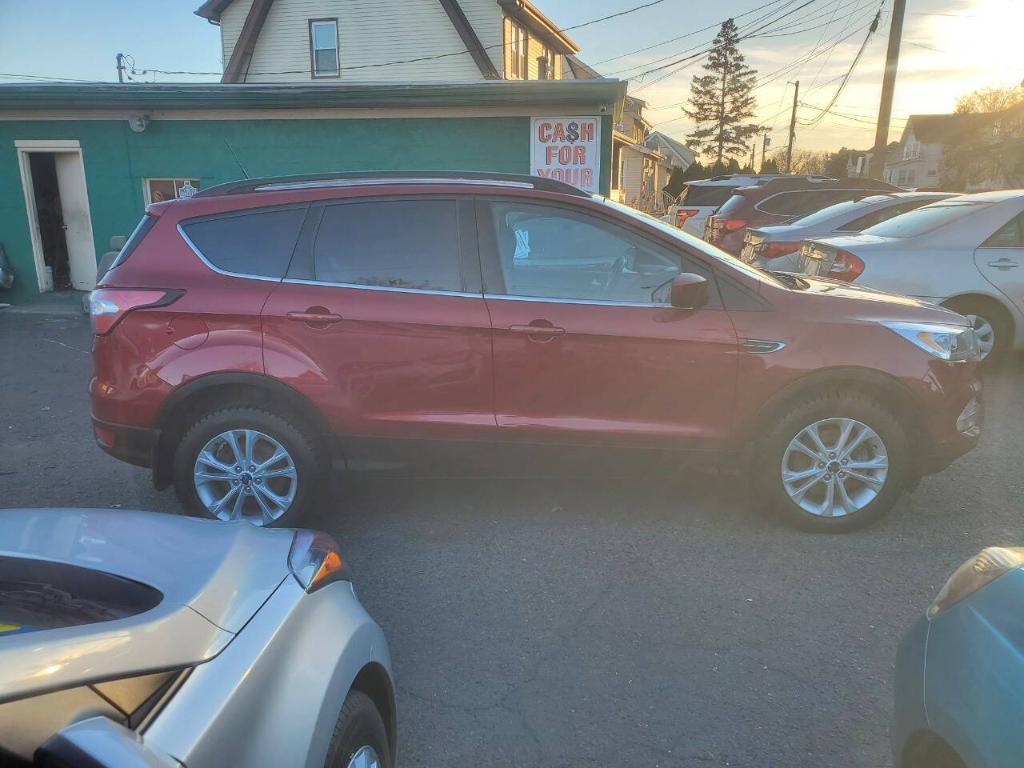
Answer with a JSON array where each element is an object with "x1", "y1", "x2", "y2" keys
[
  {"x1": 222, "y1": 0, "x2": 484, "y2": 82},
  {"x1": 502, "y1": 15, "x2": 563, "y2": 80}
]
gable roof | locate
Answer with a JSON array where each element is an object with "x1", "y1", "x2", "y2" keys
[
  {"x1": 195, "y1": 0, "x2": 232, "y2": 21},
  {"x1": 565, "y1": 55, "x2": 601, "y2": 80},
  {"x1": 498, "y1": 0, "x2": 580, "y2": 54},
  {"x1": 903, "y1": 112, "x2": 995, "y2": 144},
  {"x1": 645, "y1": 131, "x2": 695, "y2": 167}
]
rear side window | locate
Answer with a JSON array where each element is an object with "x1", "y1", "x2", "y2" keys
[
  {"x1": 862, "y1": 202, "x2": 985, "y2": 238},
  {"x1": 759, "y1": 189, "x2": 867, "y2": 217},
  {"x1": 109, "y1": 214, "x2": 157, "y2": 270},
  {"x1": 313, "y1": 200, "x2": 462, "y2": 291},
  {"x1": 678, "y1": 185, "x2": 737, "y2": 207},
  {"x1": 182, "y1": 207, "x2": 306, "y2": 278},
  {"x1": 839, "y1": 199, "x2": 934, "y2": 232},
  {"x1": 982, "y1": 213, "x2": 1024, "y2": 247}
]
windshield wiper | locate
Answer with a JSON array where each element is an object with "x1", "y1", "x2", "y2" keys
[{"x1": 769, "y1": 271, "x2": 810, "y2": 290}]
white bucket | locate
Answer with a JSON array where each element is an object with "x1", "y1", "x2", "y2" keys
[{"x1": 42, "y1": 265, "x2": 54, "y2": 292}]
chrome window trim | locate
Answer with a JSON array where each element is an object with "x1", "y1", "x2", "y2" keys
[
  {"x1": 282, "y1": 277, "x2": 481, "y2": 299},
  {"x1": 255, "y1": 178, "x2": 534, "y2": 192},
  {"x1": 483, "y1": 292, "x2": 671, "y2": 308},
  {"x1": 177, "y1": 223, "x2": 284, "y2": 283}
]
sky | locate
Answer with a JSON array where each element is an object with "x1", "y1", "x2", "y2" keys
[{"x1": 1, "y1": 0, "x2": 1021, "y2": 158}]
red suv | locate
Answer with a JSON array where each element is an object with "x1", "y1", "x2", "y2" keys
[
  {"x1": 91, "y1": 172, "x2": 981, "y2": 532},
  {"x1": 705, "y1": 177, "x2": 899, "y2": 255}
]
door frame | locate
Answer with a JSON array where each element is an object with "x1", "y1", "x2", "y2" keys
[{"x1": 15, "y1": 139, "x2": 97, "y2": 293}]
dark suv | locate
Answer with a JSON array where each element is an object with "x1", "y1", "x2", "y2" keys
[
  {"x1": 705, "y1": 177, "x2": 900, "y2": 254},
  {"x1": 91, "y1": 172, "x2": 981, "y2": 532}
]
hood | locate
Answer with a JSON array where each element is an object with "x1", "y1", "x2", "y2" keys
[
  {"x1": 0, "y1": 509, "x2": 295, "y2": 702},
  {"x1": 792, "y1": 276, "x2": 969, "y2": 325}
]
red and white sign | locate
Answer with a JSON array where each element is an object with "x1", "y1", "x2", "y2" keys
[{"x1": 530, "y1": 116, "x2": 601, "y2": 193}]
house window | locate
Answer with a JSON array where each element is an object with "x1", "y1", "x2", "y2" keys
[
  {"x1": 538, "y1": 47, "x2": 556, "y2": 80},
  {"x1": 508, "y1": 20, "x2": 527, "y2": 79},
  {"x1": 144, "y1": 178, "x2": 199, "y2": 204},
  {"x1": 309, "y1": 19, "x2": 339, "y2": 78}
]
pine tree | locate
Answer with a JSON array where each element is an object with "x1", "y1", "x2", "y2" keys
[{"x1": 685, "y1": 19, "x2": 762, "y2": 168}]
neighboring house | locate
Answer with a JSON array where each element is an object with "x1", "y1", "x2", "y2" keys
[
  {"x1": 883, "y1": 113, "x2": 992, "y2": 189},
  {"x1": 845, "y1": 149, "x2": 873, "y2": 178},
  {"x1": 195, "y1": 0, "x2": 583, "y2": 83},
  {"x1": 646, "y1": 130, "x2": 696, "y2": 172},
  {"x1": 610, "y1": 97, "x2": 676, "y2": 214}
]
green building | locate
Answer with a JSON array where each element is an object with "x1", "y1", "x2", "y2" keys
[{"x1": 0, "y1": 80, "x2": 624, "y2": 303}]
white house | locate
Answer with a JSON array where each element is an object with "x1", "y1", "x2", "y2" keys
[{"x1": 195, "y1": 0, "x2": 584, "y2": 83}]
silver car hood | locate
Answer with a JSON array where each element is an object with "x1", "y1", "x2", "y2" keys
[{"x1": 0, "y1": 509, "x2": 294, "y2": 701}]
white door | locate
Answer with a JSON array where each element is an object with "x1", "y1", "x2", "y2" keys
[
  {"x1": 53, "y1": 152, "x2": 97, "y2": 290},
  {"x1": 975, "y1": 211, "x2": 1024, "y2": 312}
]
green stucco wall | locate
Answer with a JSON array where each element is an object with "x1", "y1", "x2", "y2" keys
[{"x1": 0, "y1": 114, "x2": 612, "y2": 302}]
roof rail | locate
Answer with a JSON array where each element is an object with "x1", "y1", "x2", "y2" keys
[{"x1": 193, "y1": 171, "x2": 591, "y2": 198}]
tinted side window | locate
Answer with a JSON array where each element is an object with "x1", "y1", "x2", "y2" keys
[
  {"x1": 678, "y1": 185, "x2": 737, "y2": 207},
  {"x1": 760, "y1": 189, "x2": 865, "y2": 217},
  {"x1": 982, "y1": 213, "x2": 1024, "y2": 247},
  {"x1": 487, "y1": 200, "x2": 711, "y2": 304},
  {"x1": 110, "y1": 214, "x2": 157, "y2": 270},
  {"x1": 183, "y1": 207, "x2": 305, "y2": 278},
  {"x1": 839, "y1": 200, "x2": 932, "y2": 232},
  {"x1": 313, "y1": 200, "x2": 462, "y2": 291}
]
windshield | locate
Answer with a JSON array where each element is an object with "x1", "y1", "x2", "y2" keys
[
  {"x1": 599, "y1": 196, "x2": 785, "y2": 287},
  {"x1": 861, "y1": 201, "x2": 985, "y2": 238},
  {"x1": 790, "y1": 198, "x2": 890, "y2": 228}
]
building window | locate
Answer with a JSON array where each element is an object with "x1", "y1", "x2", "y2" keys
[
  {"x1": 144, "y1": 178, "x2": 199, "y2": 204},
  {"x1": 309, "y1": 19, "x2": 339, "y2": 78},
  {"x1": 538, "y1": 47, "x2": 556, "y2": 80},
  {"x1": 508, "y1": 20, "x2": 528, "y2": 79}
]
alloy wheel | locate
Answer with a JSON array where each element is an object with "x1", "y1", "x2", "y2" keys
[
  {"x1": 193, "y1": 429, "x2": 297, "y2": 525},
  {"x1": 781, "y1": 417, "x2": 888, "y2": 518},
  {"x1": 346, "y1": 746, "x2": 381, "y2": 768},
  {"x1": 964, "y1": 313, "x2": 995, "y2": 360}
]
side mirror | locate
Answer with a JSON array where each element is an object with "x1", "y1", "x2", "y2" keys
[
  {"x1": 35, "y1": 717, "x2": 177, "y2": 768},
  {"x1": 670, "y1": 273, "x2": 709, "y2": 310}
]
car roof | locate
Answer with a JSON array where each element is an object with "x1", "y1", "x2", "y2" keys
[
  {"x1": 193, "y1": 170, "x2": 590, "y2": 199},
  {"x1": 946, "y1": 189, "x2": 1024, "y2": 203}
]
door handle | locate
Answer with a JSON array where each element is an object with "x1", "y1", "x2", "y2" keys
[
  {"x1": 987, "y1": 258, "x2": 1019, "y2": 270},
  {"x1": 287, "y1": 308, "x2": 343, "y2": 326},
  {"x1": 508, "y1": 323, "x2": 565, "y2": 342}
]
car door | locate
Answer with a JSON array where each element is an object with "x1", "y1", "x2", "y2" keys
[
  {"x1": 262, "y1": 196, "x2": 495, "y2": 459},
  {"x1": 975, "y1": 211, "x2": 1024, "y2": 312},
  {"x1": 477, "y1": 196, "x2": 739, "y2": 450}
]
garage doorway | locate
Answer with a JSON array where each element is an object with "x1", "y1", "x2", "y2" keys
[{"x1": 16, "y1": 140, "x2": 97, "y2": 293}]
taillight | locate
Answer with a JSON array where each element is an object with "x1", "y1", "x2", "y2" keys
[
  {"x1": 289, "y1": 530, "x2": 349, "y2": 592},
  {"x1": 89, "y1": 288, "x2": 182, "y2": 335},
  {"x1": 829, "y1": 250, "x2": 865, "y2": 282},
  {"x1": 761, "y1": 241, "x2": 801, "y2": 260},
  {"x1": 676, "y1": 208, "x2": 699, "y2": 227},
  {"x1": 721, "y1": 219, "x2": 747, "y2": 232}
]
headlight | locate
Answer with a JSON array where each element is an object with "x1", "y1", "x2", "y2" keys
[
  {"x1": 882, "y1": 321, "x2": 980, "y2": 362},
  {"x1": 288, "y1": 530, "x2": 349, "y2": 592},
  {"x1": 928, "y1": 547, "x2": 1024, "y2": 618}
]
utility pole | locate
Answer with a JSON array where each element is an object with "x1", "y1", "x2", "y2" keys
[
  {"x1": 116, "y1": 53, "x2": 125, "y2": 83},
  {"x1": 750, "y1": 143, "x2": 756, "y2": 172},
  {"x1": 785, "y1": 80, "x2": 799, "y2": 174},
  {"x1": 869, "y1": 0, "x2": 907, "y2": 179},
  {"x1": 760, "y1": 133, "x2": 771, "y2": 173}
]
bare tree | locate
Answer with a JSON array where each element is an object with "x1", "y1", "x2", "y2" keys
[{"x1": 955, "y1": 84, "x2": 1024, "y2": 114}]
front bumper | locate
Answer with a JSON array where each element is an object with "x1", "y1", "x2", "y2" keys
[
  {"x1": 892, "y1": 615, "x2": 930, "y2": 768},
  {"x1": 917, "y1": 374, "x2": 983, "y2": 476}
]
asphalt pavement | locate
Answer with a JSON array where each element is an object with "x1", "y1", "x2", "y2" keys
[{"x1": 2, "y1": 307, "x2": 1022, "y2": 768}]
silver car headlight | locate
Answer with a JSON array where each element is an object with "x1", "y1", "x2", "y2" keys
[
  {"x1": 928, "y1": 547, "x2": 1024, "y2": 618},
  {"x1": 882, "y1": 321, "x2": 979, "y2": 362}
]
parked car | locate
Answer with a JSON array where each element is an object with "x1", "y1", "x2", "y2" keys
[
  {"x1": 739, "y1": 192, "x2": 952, "y2": 272},
  {"x1": 91, "y1": 171, "x2": 982, "y2": 532},
  {"x1": 799, "y1": 190, "x2": 1024, "y2": 360},
  {"x1": 893, "y1": 546, "x2": 1024, "y2": 768},
  {"x1": 705, "y1": 177, "x2": 900, "y2": 254},
  {"x1": 668, "y1": 174, "x2": 799, "y2": 236},
  {"x1": 0, "y1": 508, "x2": 395, "y2": 768}
]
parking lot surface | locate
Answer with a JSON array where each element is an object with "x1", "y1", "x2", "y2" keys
[{"x1": 2, "y1": 308, "x2": 1021, "y2": 767}]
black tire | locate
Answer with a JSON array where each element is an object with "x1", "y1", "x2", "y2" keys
[
  {"x1": 172, "y1": 405, "x2": 322, "y2": 527},
  {"x1": 325, "y1": 690, "x2": 392, "y2": 768},
  {"x1": 943, "y1": 296, "x2": 1012, "y2": 363},
  {"x1": 757, "y1": 390, "x2": 910, "y2": 533}
]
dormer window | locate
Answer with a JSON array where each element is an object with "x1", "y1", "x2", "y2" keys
[{"x1": 309, "y1": 19, "x2": 339, "y2": 78}]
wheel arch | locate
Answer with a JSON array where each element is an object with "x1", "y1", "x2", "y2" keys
[
  {"x1": 742, "y1": 366, "x2": 924, "y2": 451},
  {"x1": 152, "y1": 372, "x2": 335, "y2": 489},
  {"x1": 941, "y1": 291, "x2": 1016, "y2": 331},
  {"x1": 899, "y1": 729, "x2": 967, "y2": 768},
  {"x1": 349, "y1": 661, "x2": 397, "y2": 762}
]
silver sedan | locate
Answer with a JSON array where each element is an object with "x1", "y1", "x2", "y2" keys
[{"x1": 0, "y1": 508, "x2": 395, "y2": 768}]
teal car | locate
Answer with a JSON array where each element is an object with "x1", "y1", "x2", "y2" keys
[{"x1": 894, "y1": 547, "x2": 1024, "y2": 768}]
